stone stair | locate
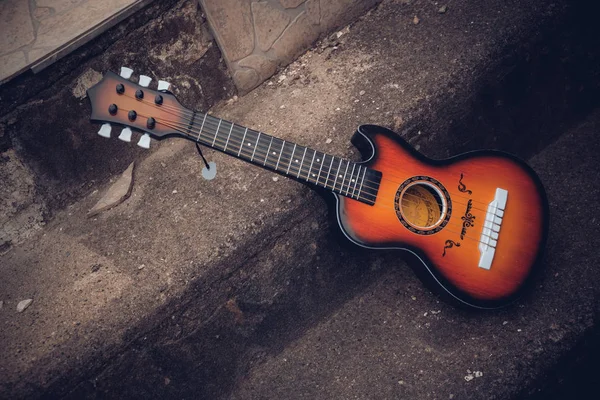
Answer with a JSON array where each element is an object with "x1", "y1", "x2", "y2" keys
[{"x1": 1, "y1": 0, "x2": 599, "y2": 399}]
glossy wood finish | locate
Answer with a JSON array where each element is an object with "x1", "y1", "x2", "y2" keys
[
  {"x1": 337, "y1": 126, "x2": 548, "y2": 308},
  {"x1": 87, "y1": 71, "x2": 186, "y2": 139}
]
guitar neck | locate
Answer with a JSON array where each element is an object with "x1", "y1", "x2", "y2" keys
[{"x1": 181, "y1": 111, "x2": 380, "y2": 205}]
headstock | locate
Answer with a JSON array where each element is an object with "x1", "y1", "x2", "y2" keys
[{"x1": 87, "y1": 67, "x2": 190, "y2": 149}]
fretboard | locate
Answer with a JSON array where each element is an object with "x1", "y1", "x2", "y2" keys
[{"x1": 184, "y1": 112, "x2": 381, "y2": 205}]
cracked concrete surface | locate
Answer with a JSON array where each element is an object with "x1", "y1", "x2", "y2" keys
[{"x1": 0, "y1": 0, "x2": 153, "y2": 82}]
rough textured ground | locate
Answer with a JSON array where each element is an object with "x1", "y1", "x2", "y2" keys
[{"x1": 1, "y1": 0, "x2": 599, "y2": 399}]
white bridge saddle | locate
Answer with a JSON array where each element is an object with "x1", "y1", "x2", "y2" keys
[{"x1": 478, "y1": 188, "x2": 508, "y2": 270}]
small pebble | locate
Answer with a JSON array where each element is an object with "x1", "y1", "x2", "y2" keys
[
  {"x1": 17, "y1": 299, "x2": 33, "y2": 313},
  {"x1": 464, "y1": 374, "x2": 474, "y2": 382},
  {"x1": 272, "y1": 177, "x2": 279, "y2": 182},
  {"x1": 474, "y1": 371, "x2": 483, "y2": 378},
  {"x1": 359, "y1": 90, "x2": 366, "y2": 96},
  {"x1": 172, "y1": 190, "x2": 178, "y2": 194},
  {"x1": 138, "y1": 264, "x2": 145, "y2": 270},
  {"x1": 413, "y1": 15, "x2": 420, "y2": 24},
  {"x1": 439, "y1": 5, "x2": 448, "y2": 14},
  {"x1": 325, "y1": 138, "x2": 333, "y2": 144},
  {"x1": 280, "y1": 105, "x2": 286, "y2": 109}
]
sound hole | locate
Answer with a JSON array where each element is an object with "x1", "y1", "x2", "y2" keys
[{"x1": 400, "y1": 183, "x2": 445, "y2": 229}]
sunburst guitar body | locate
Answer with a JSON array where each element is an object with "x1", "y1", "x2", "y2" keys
[
  {"x1": 87, "y1": 69, "x2": 549, "y2": 309},
  {"x1": 337, "y1": 125, "x2": 548, "y2": 308}
]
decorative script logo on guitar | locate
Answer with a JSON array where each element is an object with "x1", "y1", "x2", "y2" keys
[{"x1": 442, "y1": 174, "x2": 473, "y2": 257}]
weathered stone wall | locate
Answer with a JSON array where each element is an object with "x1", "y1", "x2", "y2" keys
[
  {"x1": 200, "y1": 0, "x2": 381, "y2": 93},
  {"x1": 0, "y1": 0, "x2": 235, "y2": 249}
]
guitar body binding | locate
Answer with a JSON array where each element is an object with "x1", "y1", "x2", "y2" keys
[{"x1": 331, "y1": 125, "x2": 549, "y2": 309}]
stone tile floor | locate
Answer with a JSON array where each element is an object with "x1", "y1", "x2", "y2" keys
[{"x1": 0, "y1": 0, "x2": 149, "y2": 84}]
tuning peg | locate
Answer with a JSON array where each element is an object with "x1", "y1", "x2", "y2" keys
[
  {"x1": 120, "y1": 67, "x2": 133, "y2": 79},
  {"x1": 137, "y1": 133, "x2": 151, "y2": 149},
  {"x1": 118, "y1": 127, "x2": 133, "y2": 142},
  {"x1": 98, "y1": 123, "x2": 112, "y2": 138},
  {"x1": 157, "y1": 80, "x2": 171, "y2": 92},
  {"x1": 139, "y1": 75, "x2": 152, "y2": 87}
]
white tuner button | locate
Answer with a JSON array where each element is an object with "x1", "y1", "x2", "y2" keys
[
  {"x1": 118, "y1": 127, "x2": 133, "y2": 142},
  {"x1": 120, "y1": 67, "x2": 134, "y2": 79},
  {"x1": 137, "y1": 133, "x2": 151, "y2": 149},
  {"x1": 98, "y1": 123, "x2": 112, "y2": 138},
  {"x1": 157, "y1": 80, "x2": 171, "y2": 92},
  {"x1": 139, "y1": 75, "x2": 152, "y2": 87}
]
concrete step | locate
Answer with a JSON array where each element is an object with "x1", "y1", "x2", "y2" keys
[
  {"x1": 225, "y1": 107, "x2": 600, "y2": 400},
  {"x1": 1, "y1": 0, "x2": 599, "y2": 398}
]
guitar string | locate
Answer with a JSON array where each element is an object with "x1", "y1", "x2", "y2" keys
[
  {"x1": 119, "y1": 92, "x2": 506, "y2": 210},
  {"x1": 176, "y1": 114, "x2": 534, "y2": 247},
  {"x1": 113, "y1": 97, "x2": 522, "y2": 242},
  {"x1": 124, "y1": 108, "x2": 516, "y2": 246},
  {"x1": 159, "y1": 107, "x2": 506, "y2": 215},
  {"x1": 111, "y1": 100, "x2": 517, "y2": 244},
  {"x1": 150, "y1": 108, "x2": 485, "y2": 212},
  {"x1": 109, "y1": 102, "x2": 527, "y2": 248},
  {"x1": 140, "y1": 95, "x2": 504, "y2": 210},
  {"x1": 149, "y1": 98, "x2": 508, "y2": 211},
  {"x1": 121, "y1": 94, "x2": 498, "y2": 213}
]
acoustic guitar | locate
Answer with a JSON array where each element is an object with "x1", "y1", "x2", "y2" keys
[{"x1": 87, "y1": 68, "x2": 549, "y2": 309}]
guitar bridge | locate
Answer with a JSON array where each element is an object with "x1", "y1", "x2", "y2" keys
[{"x1": 478, "y1": 188, "x2": 508, "y2": 270}]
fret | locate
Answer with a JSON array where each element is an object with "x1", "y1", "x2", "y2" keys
[
  {"x1": 333, "y1": 158, "x2": 343, "y2": 190},
  {"x1": 307, "y1": 150, "x2": 317, "y2": 182},
  {"x1": 224, "y1": 121, "x2": 234, "y2": 152},
  {"x1": 358, "y1": 167, "x2": 367, "y2": 198},
  {"x1": 325, "y1": 156, "x2": 335, "y2": 189},
  {"x1": 349, "y1": 164, "x2": 358, "y2": 197},
  {"x1": 211, "y1": 119, "x2": 222, "y2": 147},
  {"x1": 341, "y1": 161, "x2": 351, "y2": 194},
  {"x1": 238, "y1": 127, "x2": 248, "y2": 157},
  {"x1": 275, "y1": 140, "x2": 286, "y2": 171},
  {"x1": 186, "y1": 111, "x2": 197, "y2": 137},
  {"x1": 351, "y1": 166, "x2": 360, "y2": 198},
  {"x1": 264, "y1": 136, "x2": 274, "y2": 166},
  {"x1": 332, "y1": 158, "x2": 342, "y2": 191},
  {"x1": 251, "y1": 132, "x2": 261, "y2": 161},
  {"x1": 316, "y1": 152, "x2": 325, "y2": 185},
  {"x1": 196, "y1": 113, "x2": 208, "y2": 142},
  {"x1": 287, "y1": 144, "x2": 297, "y2": 175},
  {"x1": 242, "y1": 129, "x2": 258, "y2": 160},
  {"x1": 298, "y1": 147, "x2": 308, "y2": 178}
]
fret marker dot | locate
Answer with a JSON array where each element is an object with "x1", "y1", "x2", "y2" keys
[
  {"x1": 351, "y1": 179, "x2": 355, "y2": 182},
  {"x1": 247, "y1": 142, "x2": 252, "y2": 146},
  {"x1": 312, "y1": 173, "x2": 316, "y2": 177},
  {"x1": 295, "y1": 159, "x2": 299, "y2": 163},
  {"x1": 339, "y1": 174, "x2": 342, "y2": 178},
  {"x1": 272, "y1": 151, "x2": 276, "y2": 155},
  {"x1": 317, "y1": 159, "x2": 320, "y2": 162}
]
